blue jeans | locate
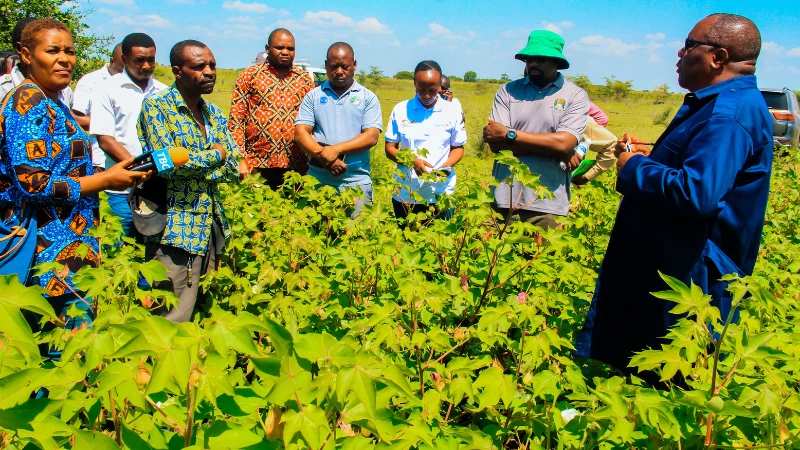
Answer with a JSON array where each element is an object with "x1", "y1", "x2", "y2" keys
[{"x1": 106, "y1": 192, "x2": 136, "y2": 238}]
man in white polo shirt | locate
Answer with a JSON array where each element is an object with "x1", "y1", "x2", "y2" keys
[
  {"x1": 385, "y1": 60, "x2": 466, "y2": 222},
  {"x1": 72, "y1": 43, "x2": 125, "y2": 171},
  {"x1": 294, "y1": 42, "x2": 382, "y2": 218},
  {"x1": 91, "y1": 33, "x2": 166, "y2": 237}
]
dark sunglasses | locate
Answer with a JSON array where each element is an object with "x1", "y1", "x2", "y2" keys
[{"x1": 683, "y1": 37, "x2": 722, "y2": 51}]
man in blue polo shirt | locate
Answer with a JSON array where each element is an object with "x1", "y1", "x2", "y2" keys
[
  {"x1": 295, "y1": 42, "x2": 382, "y2": 217},
  {"x1": 575, "y1": 13, "x2": 773, "y2": 383}
]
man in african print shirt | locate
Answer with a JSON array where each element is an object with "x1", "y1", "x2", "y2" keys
[
  {"x1": 137, "y1": 40, "x2": 241, "y2": 322},
  {"x1": 228, "y1": 28, "x2": 314, "y2": 190}
]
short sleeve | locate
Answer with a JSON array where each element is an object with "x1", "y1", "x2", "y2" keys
[
  {"x1": 89, "y1": 84, "x2": 116, "y2": 137},
  {"x1": 489, "y1": 84, "x2": 511, "y2": 126},
  {"x1": 385, "y1": 106, "x2": 400, "y2": 143},
  {"x1": 362, "y1": 91, "x2": 383, "y2": 131},
  {"x1": 71, "y1": 75, "x2": 94, "y2": 114},
  {"x1": 556, "y1": 88, "x2": 589, "y2": 142},
  {"x1": 450, "y1": 109, "x2": 467, "y2": 147},
  {"x1": 295, "y1": 90, "x2": 316, "y2": 127}
]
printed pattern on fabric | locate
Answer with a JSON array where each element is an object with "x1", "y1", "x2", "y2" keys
[
  {"x1": 138, "y1": 84, "x2": 240, "y2": 255},
  {"x1": 228, "y1": 64, "x2": 313, "y2": 171},
  {"x1": 0, "y1": 83, "x2": 99, "y2": 296}
]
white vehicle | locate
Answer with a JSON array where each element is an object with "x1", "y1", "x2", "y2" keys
[{"x1": 294, "y1": 59, "x2": 327, "y2": 87}]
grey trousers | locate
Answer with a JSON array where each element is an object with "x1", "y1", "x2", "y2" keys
[{"x1": 145, "y1": 221, "x2": 225, "y2": 323}]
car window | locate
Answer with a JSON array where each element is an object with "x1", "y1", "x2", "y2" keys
[{"x1": 761, "y1": 92, "x2": 789, "y2": 110}]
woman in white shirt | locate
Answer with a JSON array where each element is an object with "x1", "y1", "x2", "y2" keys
[{"x1": 385, "y1": 60, "x2": 467, "y2": 221}]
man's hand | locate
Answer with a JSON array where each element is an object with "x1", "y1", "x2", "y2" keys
[
  {"x1": 413, "y1": 158, "x2": 434, "y2": 175},
  {"x1": 441, "y1": 90, "x2": 453, "y2": 101},
  {"x1": 212, "y1": 143, "x2": 227, "y2": 161},
  {"x1": 613, "y1": 133, "x2": 651, "y2": 158},
  {"x1": 238, "y1": 160, "x2": 250, "y2": 180},
  {"x1": 104, "y1": 157, "x2": 152, "y2": 190},
  {"x1": 616, "y1": 152, "x2": 642, "y2": 170},
  {"x1": 572, "y1": 174, "x2": 589, "y2": 186},
  {"x1": 483, "y1": 119, "x2": 510, "y2": 143},
  {"x1": 562, "y1": 150, "x2": 583, "y2": 171},
  {"x1": 329, "y1": 159, "x2": 348, "y2": 177},
  {"x1": 317, "y1": 145, "x2": 340, "y2": 167}
]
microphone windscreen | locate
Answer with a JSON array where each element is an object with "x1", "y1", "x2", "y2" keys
[{"x1": 169, "y1": 147, "x2": 190, "y2": 167}]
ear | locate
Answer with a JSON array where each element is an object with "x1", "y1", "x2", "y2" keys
[
  {"x1": 13, "y1": 42, "x2": 22, "y2": 54},
  {"x1": 121, "y1": 53, "x2": 129, "y2": 66},
  {"x1": 20, "y1": 47, "x2": 32, "y2": 66},
  {"x1": 353, "y1": 59, "x2": 357, "y2": 69},
  {"x1": 710, "y1": 48, "x2": 729, "y2": 70},
  {"x1": 171, "y1": 64, "x2": 181, "y2": 78}
]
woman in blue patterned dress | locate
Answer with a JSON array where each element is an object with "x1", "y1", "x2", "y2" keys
[{"x1": 0, "y1": 19, "x2": 150, "y2": 336}]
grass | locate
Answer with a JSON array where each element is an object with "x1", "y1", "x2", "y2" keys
[{"x1": 152, "y1": 66, "x2": 683, "y2": 202}]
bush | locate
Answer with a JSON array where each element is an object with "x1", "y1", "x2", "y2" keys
[
  {"x1": 603, "y1": 76, "x2": 634, "y2": 100},
  {"x1": 394, "y1": 71, "x2": 414, "y2": 80},
  {"x1": 653, "y1": 83, "x2": 671, "y2": 104},
  {"x1": 653, "y1": 106, "x2": 673, "y2": 125},
  {"x1": 464, "y1": 71, "x2": 477, "y2": 82}
]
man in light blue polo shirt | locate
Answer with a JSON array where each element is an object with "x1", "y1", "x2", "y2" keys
[{"x1": 295, "y1": 42, "x2": 382, "y2": 217}]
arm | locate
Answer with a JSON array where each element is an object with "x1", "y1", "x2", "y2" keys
[
  {"x1": 383, "y1": 108, "x2": 431, "y2": 173},
  {"x1": 580, "y1": 118, "x2": 618, "y2": 182},
  {"x1": 137, "y1": 99, "x2": 225, "y2": 181},
  {"x1": 227, "y1": 71, "x2": 250, "y2": 159},
  {"x1": 90, "y1": 89, "x2": 132, "y2": 163},
  {"x1": 71, "y1": 111, "x2": 91, "y2": 130},
  {"x1": 588, "y1": 102, "x2": 609, "y2": 127},
  {"x1": 314, "y1": 90, "x2": 382, "y2": 161},
  {"x1": 616, "y1": 119, "x2": 752, "y2": 218}
]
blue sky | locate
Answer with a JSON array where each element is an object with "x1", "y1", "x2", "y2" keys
[{"x1": 77, "y1": 0, "x2": 800, "y2": 92}]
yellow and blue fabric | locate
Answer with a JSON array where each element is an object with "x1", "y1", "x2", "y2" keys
[
  {"x1": 137, "y1": 84, "x2": 240, "y2": 256},
  {"x1": 575, "y1": 75, "x2": 774, "y2": 372},
  {"x1": 0, "y1": 82, "x2": 99, "y2": 298}
]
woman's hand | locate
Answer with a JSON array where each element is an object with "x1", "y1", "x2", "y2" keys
[
  {"x1": 413, "y1": 158, "x2": 434, "y2": 175},
  {"x1": 103, "y1": 158, "x2": 152, "y2": 191}
]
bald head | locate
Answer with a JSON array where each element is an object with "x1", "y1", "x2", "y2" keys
[
  {"x1": 326, "y1": 42, "x2": 354, "y2": 61},
  {"x1": 267, "y1": 28, "x2": 293, "y2": 46},
  {"x1": 704, "y1": 13, "x2": 761, "y2": 63}
]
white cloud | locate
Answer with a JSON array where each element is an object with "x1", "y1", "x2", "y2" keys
[
  {"x1": 417, "y1": 22, "x2": 475, "y2": 46},
  {"x1": 185, "y1": 25, "x2": 218, "y2": 38},
  {"x1": 226, "y1": 16, "x2": 254, "y2": 24},
  {"x1": 285, "y1": 11, "x2": 392, "y2": 36},
  {"x1": 567, "y1": 35, "x2": 642, "y2": 57},
  {"x1": 645, "y1": 32, "x2": 666, "y2": 41},
  {"x1": 789, "y1": 47, "x2": 800, "y2": 57},
  {"x1": 762, "y1": 42, "x2": 784, "y2": 55},
  {"x1": 502, "y1": 27, "x2": 528, "y2": 39},
  {"x1": 539, "y1": 20, "x2": 574, "y2": 34},
  {"x1": 222, "y1": 1, "x2": 273, "y2": 14},
  {"x1": 646, "y1": 41, "x2": 664, "y2": 63},
  {"x1": 112, "y1": 14, "x2": 173, "y2": 28},
  {"x1": 93, "y1": 0, "x2": 135, "y2": 5}
]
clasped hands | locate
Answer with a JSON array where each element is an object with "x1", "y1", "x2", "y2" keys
[
  {"x1": 315, "y1": 144, "x2": 348, "y2": 176},
  {"x1": 483, "y1": 119, "x2": 582, "y2": 171},
  {"x1": 614, "y1": 133, "x2": 651, "y2": 170}
]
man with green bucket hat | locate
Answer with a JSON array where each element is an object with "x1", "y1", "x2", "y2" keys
[{"x1": 483, "y1": 29, "x2": 589, "y2": 231}]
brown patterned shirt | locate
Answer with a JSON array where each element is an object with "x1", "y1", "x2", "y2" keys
[{"x1": 228, "y1": 63, "x2": 314, "y2": 171}]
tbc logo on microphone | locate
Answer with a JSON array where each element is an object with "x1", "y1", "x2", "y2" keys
[{"x1": 154, "y1": 148, "x2": 175, "y2": 173}]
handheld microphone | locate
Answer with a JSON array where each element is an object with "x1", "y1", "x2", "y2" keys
[{"x1": 127, "y1": 147, "x2": 190, "y2": 175}]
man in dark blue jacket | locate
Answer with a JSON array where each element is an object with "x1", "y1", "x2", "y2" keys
[{"x1": 575, "y1": 13, "x2": 773, "y2": 376}]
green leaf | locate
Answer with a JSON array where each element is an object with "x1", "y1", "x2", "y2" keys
[
  {"x1": 282, "y1": 405, "x2": 330, "y2": 449},
  {"x1": 263, "y1": 318, "x2": 294, "y2": 358},
  {"x1": 337, "y1": 366, "x2": 377, "y2": 419},
  {"x1": 204, "y1": 420, "x2": 262, "y2": 449},
  {"x1": 72, "y1": 428, "x2": 121, "y2": 450},
  {"x1": 0, "y1": 274, "x2": 56, "y2": 319}
]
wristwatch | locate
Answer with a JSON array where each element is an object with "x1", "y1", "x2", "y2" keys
[{"x1": 505, "y1": 129, "x2": 517, "y2": 142}]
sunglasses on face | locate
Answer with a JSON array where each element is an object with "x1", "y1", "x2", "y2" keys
[{"x1": 683, "y1": 37, "x2": 722, "y2": 52}]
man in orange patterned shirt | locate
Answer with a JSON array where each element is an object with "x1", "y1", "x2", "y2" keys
[{"x1": 228, "y1": 28, "x2": 314, "y2": 189}]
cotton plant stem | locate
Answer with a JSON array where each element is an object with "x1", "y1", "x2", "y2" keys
[{"x1": 145, "y1": 396, "x2": 186, "y2": 434}]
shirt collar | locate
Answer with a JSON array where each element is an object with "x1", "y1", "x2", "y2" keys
[
  {"x1": 693, "y1": 75, "x2": 757, "y2": 99},
  {"x1": 524, "y1": 72, "x2": 564, "y2": 90},
  {"x1": 412, "y1": 94, "x2": 444, "y2": 112},
  {"x1": 167, "y1": 83, "x2": 210, "y2": 116},
  {"x1": 321, "y1": 79, "x2": 362, "y2": 97},
  {"x1": 120, "y1": 68, "x2": 157, "y2": 93},
  {"x1": 10, "y1": 65, "x2": 24, "y2": 84}
]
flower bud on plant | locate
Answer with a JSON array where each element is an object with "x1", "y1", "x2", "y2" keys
[
  {"x1": 430, "y1": 372, "x2": 445, "y2": 391},
  {"x1": 453, "y1": 328, "x2": 466, "y2": 340},
  {"x1": 142, "y1": 295, "x2": 153, "y2": 308},
  {"x1": 265, "y1": 407, "x2": 283, "y2": 439},
  {"x1": 136, "y1": 362, "x2": 151, "y2": 386},
  {"x1": 517, "y1": 292, "x2": 527, "y2": 304},
  {"x1": 339, "y1": 422, "x2": 356, "y2": 437},
  {"x1": 189, "y1": 365, "x2": 203, "y2": 387},
  {"x1": 461, "y1": 274, "x2": 469, "y2": 291},
  {"x1": 522, "y1": 372, "x2": 534, "y2": 385}
]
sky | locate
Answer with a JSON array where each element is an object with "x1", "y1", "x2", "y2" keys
[{"x1": 76, "y1": 0, "x2": 800, "y2": 92}]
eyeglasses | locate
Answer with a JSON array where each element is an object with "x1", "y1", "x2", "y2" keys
[{"x1": 683, "y1": 38, "x2": 722, "y2": 52}]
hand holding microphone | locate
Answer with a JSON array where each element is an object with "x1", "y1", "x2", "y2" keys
[{"x1": 126, "y1": 147, "x2": 190, "y2": 175}]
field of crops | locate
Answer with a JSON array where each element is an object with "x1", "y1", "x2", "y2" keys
[{"x1": 0, "y1": 70, "x2": 798, "y2": 449}]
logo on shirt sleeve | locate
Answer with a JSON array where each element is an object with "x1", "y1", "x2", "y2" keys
[
  {"x1": 349, "y1": 95, "x2": 361, "y2": 106},
  {"x1": 320, "y1": 97, "x2": 328, "y2": 105},
  {"x1": 553, "y1": 98, "x2": 566, "y2": 111}
]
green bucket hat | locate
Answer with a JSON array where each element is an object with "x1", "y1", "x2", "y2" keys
[{"x1": 515, "y1": 30, "x2": 570, "y2": 70}]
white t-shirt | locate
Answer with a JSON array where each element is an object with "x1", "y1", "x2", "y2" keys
[
  {"x1": 72, "y1": 64, "x2": 115, "y2": 168},
  {"x1": 90, "y1": 70, "x2": 166, "y2": 193},
  {"x1": 450, "y1": 96, "x2": 463, "y2": 113},
  {"x1": 385, "y1": 95, "x2": 467, "y2": 204}
]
